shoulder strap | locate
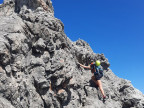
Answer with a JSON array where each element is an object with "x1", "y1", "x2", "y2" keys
[{"x1": 96, "y1": 66, "x2": 99, "y2": 73}]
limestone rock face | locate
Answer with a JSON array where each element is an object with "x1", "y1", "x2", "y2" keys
[{"x1": 0, "y1": 0, "x2": 144, "y2": 108}]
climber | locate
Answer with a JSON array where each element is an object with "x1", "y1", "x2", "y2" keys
[{"x1": 78, "y1": 60, "x2": 106, "y2": 100}]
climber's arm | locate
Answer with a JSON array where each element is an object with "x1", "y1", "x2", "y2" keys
[{"x1": 79, "y1": 63, "x2": 91, "y2": 69}]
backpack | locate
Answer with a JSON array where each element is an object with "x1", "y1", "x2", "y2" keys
[{"x1": 90, "y1": 63, "x2": 104, "y2": 79}]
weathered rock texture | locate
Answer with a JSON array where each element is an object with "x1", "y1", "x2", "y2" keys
[{"x1": 0, "y1": 0, "x2": 144, "y2": 108}]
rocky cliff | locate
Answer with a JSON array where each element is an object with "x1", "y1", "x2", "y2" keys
[{"x1": 0, "y1": 0, "x2": 144, "y2": 108}]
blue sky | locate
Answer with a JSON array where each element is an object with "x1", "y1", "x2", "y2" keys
[
  {"x1": 51, "y1": 0, "x2": 144, "y2": 93},
  {"x1": 0, "y1": 0, "x2": 3, "y2": 4},
  {"x1": 0, "y1": 0, "x2": 144, "y2": 93}
]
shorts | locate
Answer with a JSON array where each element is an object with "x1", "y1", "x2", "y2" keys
[{"x1": 94, "y1": 72, "x2": 103, "y2": 80}]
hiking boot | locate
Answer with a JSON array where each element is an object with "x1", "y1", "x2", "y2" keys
[{"x1": 103, "y1": 96, "x2": 107, "y2": 103}]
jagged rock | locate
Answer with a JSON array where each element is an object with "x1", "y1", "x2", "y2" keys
[
  {"x1": 32, "y1": 38, "x2": 46, "y2": 53},
  {"x1": 46, "y1": 40, "x2": 55, "y2": 53},
  {"x1": 0, "y1": 96, "x2": 15, "y2": 108},
  {"x1": 0, "y1": 0, "x2": 144, "y2": 108},
  {"x1": 0, "y1": 40, "x2": 10, "y2": 65}
]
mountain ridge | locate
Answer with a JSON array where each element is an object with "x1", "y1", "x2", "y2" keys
[{"x1": 0, "y1": 0, "x2": 144, "y2": 108}]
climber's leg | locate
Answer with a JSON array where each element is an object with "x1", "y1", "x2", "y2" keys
[{"x1": 96, "y1": 80, "x2": 105, "y2": 98}]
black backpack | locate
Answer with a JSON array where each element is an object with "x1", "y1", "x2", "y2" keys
[{"x1": 91, "y1": 64, "x2": 104, "y2": 79}]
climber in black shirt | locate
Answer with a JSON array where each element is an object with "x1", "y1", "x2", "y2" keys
[{"x1": 78, "y1": 60, "x2": 106, "y2": 100}]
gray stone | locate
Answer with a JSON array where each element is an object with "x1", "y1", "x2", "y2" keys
[
  {"x1": 0, "y1": 40, "x2": 10, "y2": 65},
  {"x1": 5, "y1": 65, "x2": 11, "y2": 74},
  {"x1": 33, "y1": 38, "x2": 46, "y2": 53},
  {"x1": 0, "y1": 0, "x2": 143, "y2": 108},
  {"x1": 0, "y1": 96, "x2": 15, "y2": 108}
]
